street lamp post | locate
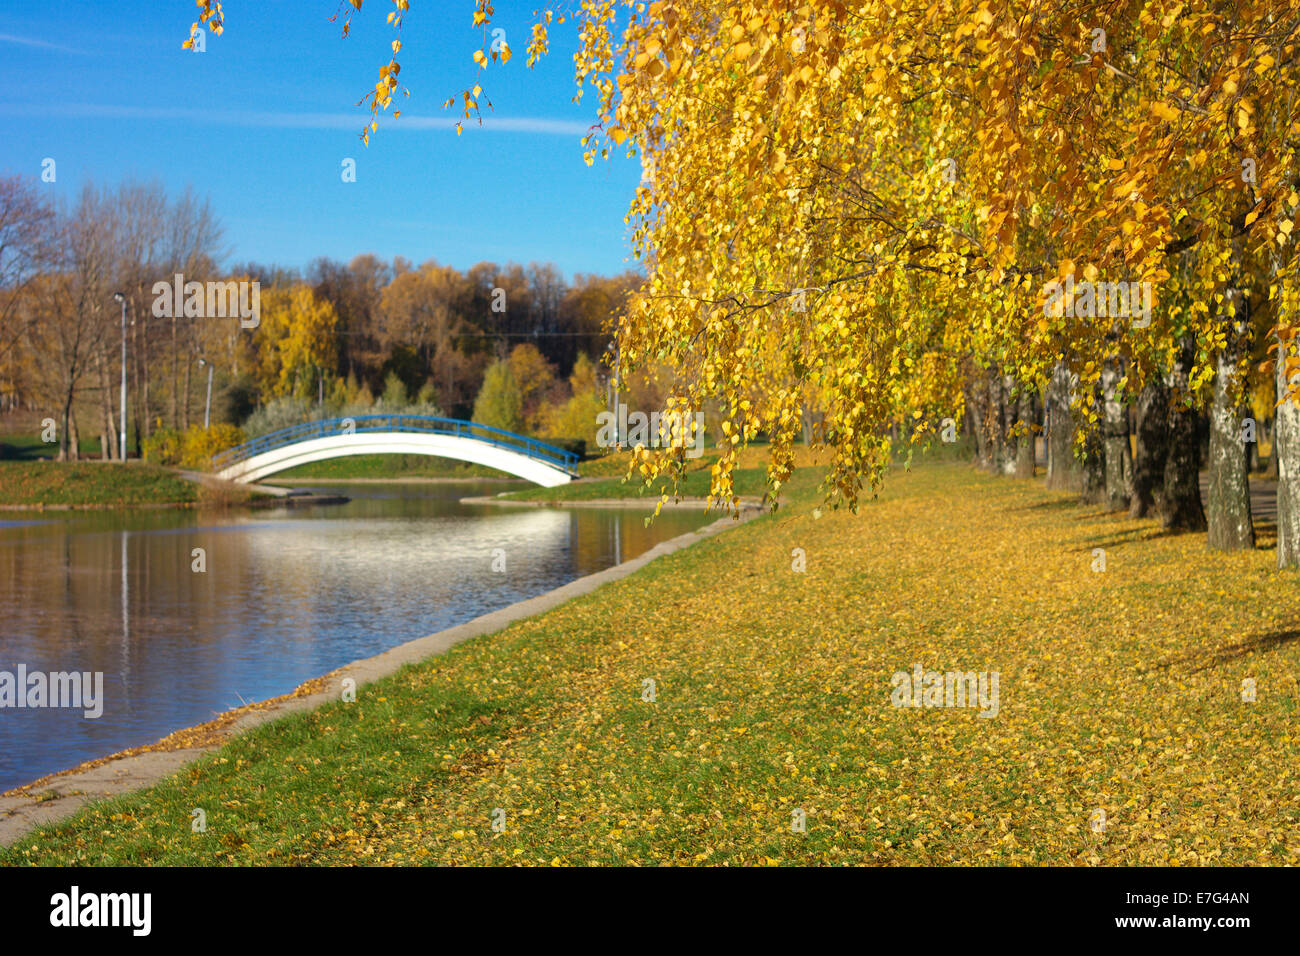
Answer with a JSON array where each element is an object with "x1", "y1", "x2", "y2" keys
[
  {"x1": 198, "y1": 357, "x2": 213, "y2": 429},
  {"x1": 113, "y1": 293, "x2": 127, "y2": 462}
]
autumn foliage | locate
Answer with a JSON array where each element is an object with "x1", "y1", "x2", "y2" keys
[{"x1": 190, "y1": 2, "x2": 1300, "y2": 527}]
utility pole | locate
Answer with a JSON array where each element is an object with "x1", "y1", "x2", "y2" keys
[
  {"x1": 198, "y1": 357, "x2": 213, "y2": 429},
  {"x1": 113, "y1": 292, "x2": 128, "y2": 461},
  {"x1": 608, "y1": 341, "x2": 621, "y2": 447}
]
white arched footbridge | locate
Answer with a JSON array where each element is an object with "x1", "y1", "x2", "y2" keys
[{"x1": 211, "y1": 415, "x2": 580, "y2": 487}]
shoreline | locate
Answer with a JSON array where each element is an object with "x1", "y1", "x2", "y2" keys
[
  {"x1": 0, "y1": 505, "x2": 760, "y2": 847},
  {"x1": 461, "y1": 493, "x2": 763, "y2": 510},
  {"x1": 0, "y1": 493, "x2": 348, "y2": 512},
  {"x1": 270, "y1": 476, "x2": 526, "y2": 485},
  {"x1": 0, "y1": 501, "x2": 200, "y2": 512}
]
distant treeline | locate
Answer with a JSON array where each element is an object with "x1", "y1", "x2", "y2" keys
[{"x1": 0, "y1": 175, "x2": 645, "y2": 459}]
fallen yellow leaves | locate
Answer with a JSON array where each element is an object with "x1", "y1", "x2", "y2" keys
[{"x1": 7, "y1": 463, "x2": 1298, "y2": 867}]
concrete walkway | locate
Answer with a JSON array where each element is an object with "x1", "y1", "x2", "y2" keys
[{"x1": 0, "y1": 504, "x2": 760, "y2": 847}]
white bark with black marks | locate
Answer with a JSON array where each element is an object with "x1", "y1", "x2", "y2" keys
[
  {"x1": 1046, "y1": 362, "x2": 1083, "y2": 492},
  {"x1": 1275, "y1": 328, "x2": 1300, "y2": 566},
  {"x1": 1080, "y1": 383, "x2": 1106, "y2": 505},
  {"x1": 1207, "y1": 291, "x2": 1254, "y2": 550},
  {"x1": 1102, "y1": 357, "x2": 1132, "y2": 511}
]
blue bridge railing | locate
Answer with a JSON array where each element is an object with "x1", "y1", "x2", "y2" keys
[{"x1": 211, "y1": 415, "x2": 580, "y2": 475}]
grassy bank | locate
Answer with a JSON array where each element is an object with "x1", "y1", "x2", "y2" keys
[
  {"x1": 273, "y1": 454, "x2": 516, "y2": 481},
  {"x1": 0, "y1": 462, "x2": 198, "y2": 508},
  {"x1": 0, "y1": 434, "x2": 107, "y2": 461},
  {"x1": 273, "y1": 450, "x2": 689, "y2": 482},
  {"x1": 497, "y1": 467, "x2": 779, "y2": 502},
  {"x1": 499, "y1": 446, "x2": 821, "y2": 502},
  {"x1": 4, "y1": 461, "x2": 1298, "y2": 865}
]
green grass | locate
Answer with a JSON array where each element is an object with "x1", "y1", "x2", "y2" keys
[
  {"x1": 497, "y1": 465, "x2": 808, "y2": 502},
  {"x1": 5, "y1": 461, "x2": 1298, "y2": 865},
  {"x1": 273, "y1": 454, "x2": 516, "y2": 480},
  {"x1": 272, "y1": 448, "x2": 718, "y2": 482},
  {"x1": 271, "y1": 451, "x2": 726, "y2": 484},
  {"x1": 272, "y1": 452, "x2": 646, "y2": 481},
  {"x1": 0, "y1": 434, "x2": 107, "y2": 461},
  {"x1": 0, "y1": 462, "x2": 198, "y2": 508}
]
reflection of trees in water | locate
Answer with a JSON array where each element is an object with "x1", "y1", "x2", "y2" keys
[
  {"x1": 239, "y1": 506, "x2": 572, "y2": 616},
  {"x1": 0, "y1": 495, "x2": 713, "y2": 789}
]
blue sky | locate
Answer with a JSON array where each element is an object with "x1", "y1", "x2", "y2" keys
[{"x1": 0, "y1": 0, "x2": 643, "y2": 278}]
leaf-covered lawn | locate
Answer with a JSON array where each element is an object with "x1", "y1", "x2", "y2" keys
[
  {"x1": 503, "y1": 445, "x2": 820, "y2": 501},
  {"x1": 4, "y1": 462, "x2": 1297, "y2": 865},
  {"x1": 0, "y1": 462, "x2": 197, "y2": 507},
  {"x1": 498, "y1": 466, "x2": 781, "y2": 502}
]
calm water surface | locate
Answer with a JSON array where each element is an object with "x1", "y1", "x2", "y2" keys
[{"x1": 0, "y1": 481, "x2": 713, "y2": 791}]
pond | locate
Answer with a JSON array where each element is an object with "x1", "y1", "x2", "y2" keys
[{"x1": 0, "y1": 481, "x2": 715, "y2": 792}]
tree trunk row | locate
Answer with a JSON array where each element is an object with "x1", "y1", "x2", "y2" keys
[
  {"x1": 970, "y1": 366, "x2": 1039, "y2": 478},
  {"x1": 1041, "y1": 345, "x2": 1206, "y2": 530},
  {"x1": 978, "y1": 325, "x2": 1285, "y2": 559}
]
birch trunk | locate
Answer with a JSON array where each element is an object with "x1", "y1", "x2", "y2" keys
[
  {"x1": 1129, "y1": 379, "x2": 1168, "y2": 518},
  {"x1": 1102, "y1": 357, "x2": 1132, "y2": 510},
  {"x1": 1163, "y1": 336, "x2": 1207, "y2": 531},
  {"x1": 1275, "y1": 326, "x2": 1300, "y2": 566},
  {"x1": 1206, "y1": 291, "x2": 1254, "y2": 550},
  {"x1": 1046, "y1": 362, "x2": 1083, "y2": 492}
]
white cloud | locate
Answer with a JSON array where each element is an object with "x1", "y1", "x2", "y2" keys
[
  {"x1": 0, "y1": 32, "x2": 85, "y2": 55},
  {"x1": 0, "y1": 102, "x2": 589, "y2": 135}
]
